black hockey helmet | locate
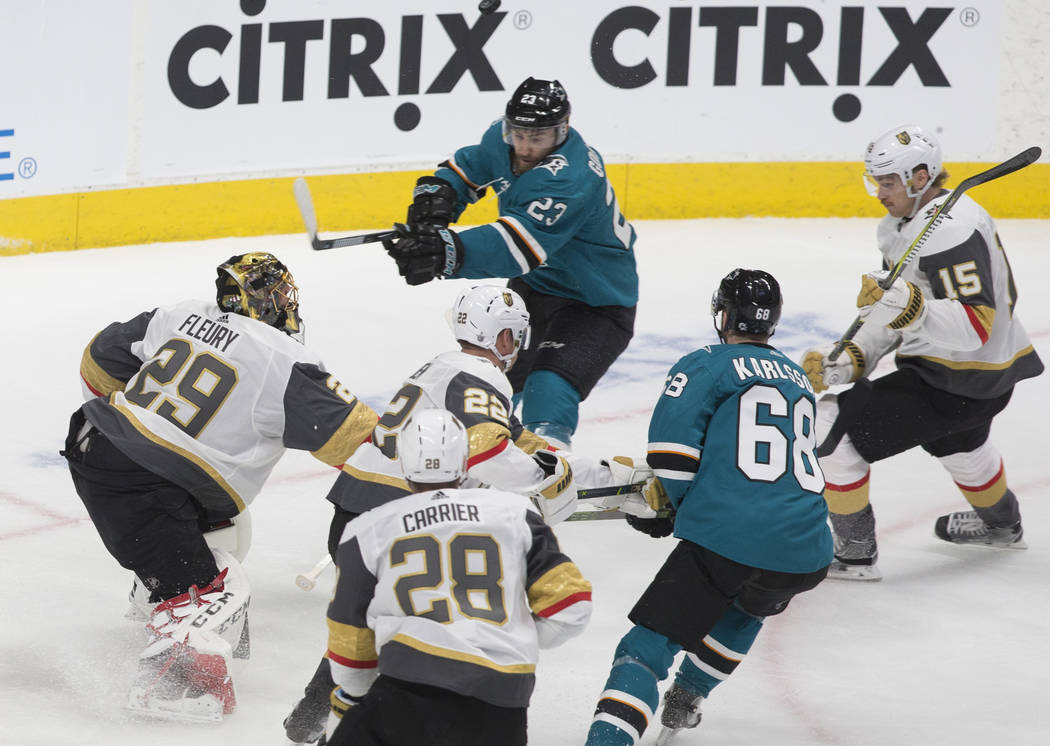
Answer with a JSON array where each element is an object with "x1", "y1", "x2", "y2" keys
[
  {"x1": 711, "y1": 268, "x2": 782, "y2": 341},
  {"x1": 216, "y1": 252, "x2": 303, "y2": 338},
  {"x1": 503, "y1": 77, "x2": 571, "y2": 145}
]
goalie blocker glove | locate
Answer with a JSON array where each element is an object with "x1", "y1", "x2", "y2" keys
[
  {"x1": 384, "y1": 222, "x2": 464, "y2": 286},
  {"x1": 406, "y1": 176, "x2": 459, "y2": 229}
]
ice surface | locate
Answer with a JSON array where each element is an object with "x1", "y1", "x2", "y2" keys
[{"x1": 2, "y1": 217, "x2": 1047, "y2": 745}]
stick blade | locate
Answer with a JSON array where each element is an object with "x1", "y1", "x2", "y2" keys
[
  {"x1": 292, "y1": 177, "x2": 323, "y2": 251},
  {"x1": 1020, "y1": 145, "x2": 1042, "y2": 165}
]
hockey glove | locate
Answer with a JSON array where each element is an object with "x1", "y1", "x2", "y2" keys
[
  {"x1": 625, "y1": 504, "x2": 675, "y2": 538},
  {"x1": 406, "y1": 176, "x2": 458, "y2": 229},
  {"x1": 801, "y1": 342, "x2": 866, "y2": 393},
  {"x1": 384, "y1": 222, "x2": 464, "y2": 286},
  {"x1": 531, "y1": 449, "x2": 577, "y2": 524},
  {"x1": 857, "y1": 271, "x2": 926, "y2": 330}
]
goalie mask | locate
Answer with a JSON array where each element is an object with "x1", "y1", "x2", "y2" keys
[
  {"x1": 215, "y1": 252, "x2": 303, "y2": 338},
  {"x1": 503, "y1": 77, "x2": 571, "y2": 147},
  {"x1": 863, "y1": 125, "x2": 943, "y2": 201},
  {"x1": 711, "y1": 268, "x2": 782, "y2": 342},
  {"x1": 399, "y1": 409, "x2": 469, "y2": 485},
  {"x1": 448, "y1": 285, "x2": 531, "y2": 369}
]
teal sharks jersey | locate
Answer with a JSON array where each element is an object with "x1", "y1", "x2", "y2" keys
[
  {"x1": 434, "y1": 121, "x2": 638, "y2": 308},
  {"x1": 647, "y1": 342, "x2": 833, "y2": 574}
]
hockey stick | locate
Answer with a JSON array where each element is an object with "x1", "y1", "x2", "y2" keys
[
  {"x1": 828, "y1": 145, "x2": 1042, "y2": 361},
  {"x1": 295, "y1": 554, "x2": 332, "y2": 591},
  {"x1": 567, "y1": 506, "x2": 673, "y2": 523},
  {"x1": 576, "y1": 481, "x2": 649, "y2": 501},
  {"x1": 292, "y1": 177, "x2": 396, "y2": 251}
]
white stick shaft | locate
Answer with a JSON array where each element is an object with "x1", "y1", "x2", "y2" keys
[{"x1": 295, "y1": 554, "x2": 332, "y2": 591}]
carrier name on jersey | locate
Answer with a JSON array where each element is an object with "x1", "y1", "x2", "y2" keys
[
  {"x1": 402, "y1": 498, "x2": 481, "y2": 533},
  {"x1": 177, "y1": 313, "x2": 241, "y2": 352}
]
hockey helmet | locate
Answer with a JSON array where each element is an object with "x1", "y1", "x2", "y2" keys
[
  {"x1": 863, "y1": 125, "x2": 943, "y2": 199},
  {"x1": 447, "y1": 285, "x2": 530, "y2": 369},
  {"x1": 711, "y1": 268, "x2": 782, "y2": 341},
  {"x1": 399, "y1": 409, "x2": 469, "y2": 485},
  {"x1": 216, "y1": 252, "x2": 303, "y2": 338},
  {"x1": 503, "y1": 77, "x2": 571, "y2": 147}
]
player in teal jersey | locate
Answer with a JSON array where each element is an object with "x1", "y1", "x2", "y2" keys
[
  {"x1": 383, "y1": 77, "x2": 638, "y2": 448},
  {"x1": 585, "y1": 269, "x2": 832, "y2": 746}
]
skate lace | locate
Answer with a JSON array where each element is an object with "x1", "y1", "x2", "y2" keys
[{"x1": 948, "y1": 511, "x2": 987, "y2": 537}]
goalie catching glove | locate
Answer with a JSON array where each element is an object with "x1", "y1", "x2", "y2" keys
[
  {"x1": 801, "y1": 341, "x2": 866, "y2": 393},
  {"x1": 383, "y1": 222, "x2": 464, "y2": 286},
  {"x1": 857, "y1": 270, "x2": 926, "y2": 330},
  {"x1": 531, "y1": 449, "x2": 577, "y2": 524}
]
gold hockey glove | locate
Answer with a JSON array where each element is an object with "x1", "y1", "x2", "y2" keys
[
  {"x1": 801, "y1": 343, "x2": 866, "y2": 393},
  {"x1": 857, "y1": 271, "x2": 926, "y2": 330}
]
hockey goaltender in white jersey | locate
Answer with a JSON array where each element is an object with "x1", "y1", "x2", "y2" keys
[
  {"x1": 322, "y1": 410, "x2": 592, "y2": 746},
  {"x1": 65, "y1": 252, "x2": 377, "y2": 723}
]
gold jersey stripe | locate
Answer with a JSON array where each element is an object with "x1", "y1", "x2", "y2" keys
[
  {"x1": 390, "y1": 633, "x2": 535, "y2": 674},
  {"x1": 968, "y1": 304, "x2": 996, "y2": 337},
  {"x1": 327, "y1": 618, "x2": 377, "y2": 662},
  {"x1": 110, "y1": 398, "x2": 246, "y2": 512},
  {"x1": 466, "y1": 421, "x2": 511, "y2": 458},
  {"x1": 528, "y1": 562, "x2": 593, "y2": 616},
  {"x1": 80, "y1": 337, "x2": 126, "y2": 396},
  {"x1": 514, "y1": 428, "x2": 551, "y2": 455},
  {"x1": 340, "y1": 462, "x2": 409, "y2": 490},
  {"x1": 900, "y1": 344, "x2": 1038, "y2": 371},
  {"x1": 312, "y1": 401, "x2": 379, "y2": 466}
]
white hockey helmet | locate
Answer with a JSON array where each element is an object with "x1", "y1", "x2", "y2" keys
[
  {"x1": 863, "y1": 125, "x2": 943, "y2": 199},
  {"x1": 399, "y1": 409, "x2": 469, "y2": 485},
  {"x1": 447, "y1": 285, "x2": 530, "y2": 368}
]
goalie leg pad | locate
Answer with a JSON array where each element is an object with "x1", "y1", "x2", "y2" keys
[{"x1": 129, "y1": 549, "x2": 250, "y2": 722}]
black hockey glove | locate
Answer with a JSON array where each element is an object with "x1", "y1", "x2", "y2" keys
[
  {"x1": 383, "y1": 222, "x2": 464, "y2": 286},
  {"x1": 625, "y1": 507, "x2": 675, "y2": 538},
  {"x1": 406, "y1": 176, "x2": 458, "y2": 229}
]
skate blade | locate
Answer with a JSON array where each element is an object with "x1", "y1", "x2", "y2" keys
[
  {"x1": 938, "y1": 537, "x2": 1028, "y2": 551},
  {"x1": 125, "y1": 690, "x2": 225, "y2": 724},
  {"x1": 655, "y1": 726, "x2": 682, "y2": 745},
  {"x1": 827, "y1": 562, "x2": 883, "y2": 581}
]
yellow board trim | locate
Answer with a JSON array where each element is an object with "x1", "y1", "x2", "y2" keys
[
  {"x1": 390, "y1": 633, "x2": 536, "y2": 675},
  {"x1": 2, "y1": 162, "x2": 1047, "y2": 256}
]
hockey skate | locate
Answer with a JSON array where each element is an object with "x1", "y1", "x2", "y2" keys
[
  {"x1": 934, "y1": 511, "x2": 1026, "y2": 549},
  {"x1": 283, "y1": 658, "x2": 335, "y2": 743},
  {"x1": 654, "y1": 684, "x2": 703, "y2": 745},
  {"x1": 827, "y1": 535, "x2": 882, "y2": 581}
]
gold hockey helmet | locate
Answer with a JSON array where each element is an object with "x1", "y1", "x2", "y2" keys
[{"x1": 215, "y1": 252, "x2": 302, "y2": 337}]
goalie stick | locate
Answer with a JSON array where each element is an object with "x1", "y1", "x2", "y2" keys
[
  {"x1": 829, "y1": 145, "x2": 1042, "y2": 362},
  {"x1": 295, "y1": 554, "x2": 332, "y2": 591},
  {"x1": 292, "y1": 177, "x2": 396, "y2": 251}
]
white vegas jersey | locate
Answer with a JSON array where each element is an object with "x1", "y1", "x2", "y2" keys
[
  {"x1": 860, "y1": 191, "x2": 1042, "y2": 398},
  {"x1": 80, "y1": 299, "x2": 376, "y2": 518},
  {"x1": 326, "y1": 349, "x2": 619, "y2": 517},
  {"x1": 325, "y1": 486, "x2": 592, "y2": 708}
]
